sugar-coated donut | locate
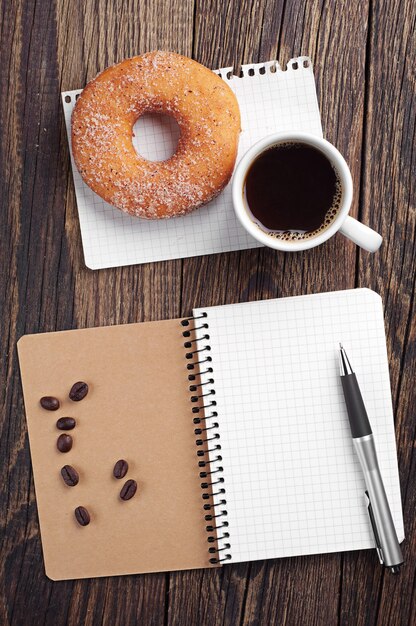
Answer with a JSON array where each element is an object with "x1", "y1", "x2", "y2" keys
[{"x1": 71, "y1": 51, "x2": 241, "y2": 219}]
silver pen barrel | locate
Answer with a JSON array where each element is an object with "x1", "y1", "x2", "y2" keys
[
  {"x1": 353, "y1": 435, "x2": 403, "y2": 569},
  {"x1": 339, "y1": 344, "x2": 403, "y2": 573}
]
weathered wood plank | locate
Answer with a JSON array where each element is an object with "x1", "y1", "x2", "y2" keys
[
  {"x1": 347, "y1": 0, "x2": 416, "y2": 624},
  {"x1": 0, "y1": 0, "x2": 76, "y2": 624}
]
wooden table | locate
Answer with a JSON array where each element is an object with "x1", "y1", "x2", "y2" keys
[{"x1": 1, "y1": 1, "x2": 414, "y2": 624}]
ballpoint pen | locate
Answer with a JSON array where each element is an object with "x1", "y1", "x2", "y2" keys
[{"x1": 339, "y1": 344, "x2": 403, "y2": 573}]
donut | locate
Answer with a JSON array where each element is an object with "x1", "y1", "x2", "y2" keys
[{"x1": 71, "y1": 51, "x2": 241, "y2": 219}]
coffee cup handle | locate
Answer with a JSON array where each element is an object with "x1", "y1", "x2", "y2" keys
[{"x1": 339, "y1": 215, "x2": 382, "y2": 252}]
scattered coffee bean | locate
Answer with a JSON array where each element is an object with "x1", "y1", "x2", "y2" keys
[
  {"x1": 40, "y1": 396, "x2": 60, "y2": 411},
  {"x1": 57, "y1": 433, "x2": 72, "y2": 453},
  {"x1": 120, "y1": 479, "x2": 137, "y2": 501},
  {"x1": 113, "y1": 459, "x2": 129, "y2": 479},
  {"x1": 56, "y1": 417, "x2": 76, "y2": 430},
  {"x1": 69, "y1": 381, "x2": 89, "y2": 402},
  {"x1": 74, "y1": 506, "x2": 90, "y2": 526},
  {"x1": 61, "y1": 465, "x2": 79, "y2": 487}
]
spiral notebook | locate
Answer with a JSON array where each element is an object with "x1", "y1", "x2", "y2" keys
[
  {"x1": 17, "y1": 289, "x2": 404, "y2": 580},
  {"x1": 62, "y1": 56, "x2": 322, "y2": 269}
]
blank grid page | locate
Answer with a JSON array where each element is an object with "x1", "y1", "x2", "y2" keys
[
  {"x1": 193, "y1": 290, "x2": 404, "y2": 563},
  {"x1": 61, "y1": 57, "x2": 322, "y2": 269}
]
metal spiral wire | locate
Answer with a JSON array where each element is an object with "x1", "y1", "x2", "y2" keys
[{"x1": 181, "y1": 314, "x2": 231, "y2": 564}]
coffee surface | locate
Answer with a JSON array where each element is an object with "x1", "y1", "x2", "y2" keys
[{"x1": 244, "y1": 143, "x2": 341, "y2": 240}]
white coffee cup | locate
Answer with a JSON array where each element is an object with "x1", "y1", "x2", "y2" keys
[{"x1": 232, "y1": 132, "x2": 382, "y2": 252}]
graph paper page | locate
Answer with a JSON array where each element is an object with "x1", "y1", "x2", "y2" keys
[
  {"x1": 193, "y1": 289, "x2": 404, "y2": 563},
  {"x1": 62, "y1": 57, "x2": 322, "y2": 269}
]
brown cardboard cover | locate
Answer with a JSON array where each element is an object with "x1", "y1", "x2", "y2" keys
[{"x1": 17, "y1": 319, "x2": 214, "y2": 580}]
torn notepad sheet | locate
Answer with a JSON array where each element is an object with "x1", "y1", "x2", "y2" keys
[{"x1": 62, "y1": 57, "x2": 322, "y2": 269}]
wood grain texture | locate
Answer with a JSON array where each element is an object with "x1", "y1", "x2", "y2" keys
[
  {"x1": 0, "y1": 0, "x2": 414, "y2": 624},
  {"x1": 352, "y1": 1, "x2": 416, "y2": 625}
]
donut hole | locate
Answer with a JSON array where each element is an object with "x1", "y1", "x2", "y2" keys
[{"x1": 132, "y1": 112, "x2": 181, "y2": 162}]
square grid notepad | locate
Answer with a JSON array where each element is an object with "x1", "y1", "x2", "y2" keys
[
  {"x1": 18, "y1": 288, "x2": 404, "y2": 577},
  {"x1": 193, "y1": 289, "x2": 404, "y2": 563},
  {"x1": 62, "y1": 57, "x2": 322, "y2": 269}
]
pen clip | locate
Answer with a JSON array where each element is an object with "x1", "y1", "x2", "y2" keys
[{"x1": 365, "y1": 491, "x2": 384, "y2": 564}]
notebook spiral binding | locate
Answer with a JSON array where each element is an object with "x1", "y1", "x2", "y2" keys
[{"x1": 181, "y1": 313, "x2": 232, "y2": 565}]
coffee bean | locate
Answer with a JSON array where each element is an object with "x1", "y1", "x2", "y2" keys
[
  {"x1": 69, "y1": 381, "x2": 89, "y2": 402},
  {"x1": 74, "y1": 506, "x2": 90, "y2": 526},
  {"x1": 113, "y1": 459, "x2": 129, "y2": 479},
  {"x1": 57, "y1": 433, "x2": 72, "y2": 453},
  {"x1": 120, "y1": 479, "x2": 137, "y2": 501},
  {"x1": 56, "y1": 417, "x2": 76, "y2": 430},
  {"x1": 40, "y1": 396, "x2": 60, "y2": 411},
  {"x1": 61, "y1": 465, "x2": 79, "y2": 486}
]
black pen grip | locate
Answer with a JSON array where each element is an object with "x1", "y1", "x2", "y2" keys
[{"x1": 341, "y1": 374, "x2": 372, "y2": 438}]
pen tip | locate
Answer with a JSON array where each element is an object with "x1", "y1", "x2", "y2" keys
[{"x1": 339, "y1": 342, "x2": 343, "y2": 350}]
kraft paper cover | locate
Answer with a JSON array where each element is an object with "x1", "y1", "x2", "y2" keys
[{"x1": 17, "y1": 319, "x2": 214, "y2": 580}]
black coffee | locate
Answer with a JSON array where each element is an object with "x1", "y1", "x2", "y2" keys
[{"x1": 244, "y1": 143, "x2": 341, "y2": 240}]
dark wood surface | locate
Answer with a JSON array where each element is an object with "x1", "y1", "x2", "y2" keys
[{"x1": 1, "y1": 0, "x2": 415, "y2": 624}]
